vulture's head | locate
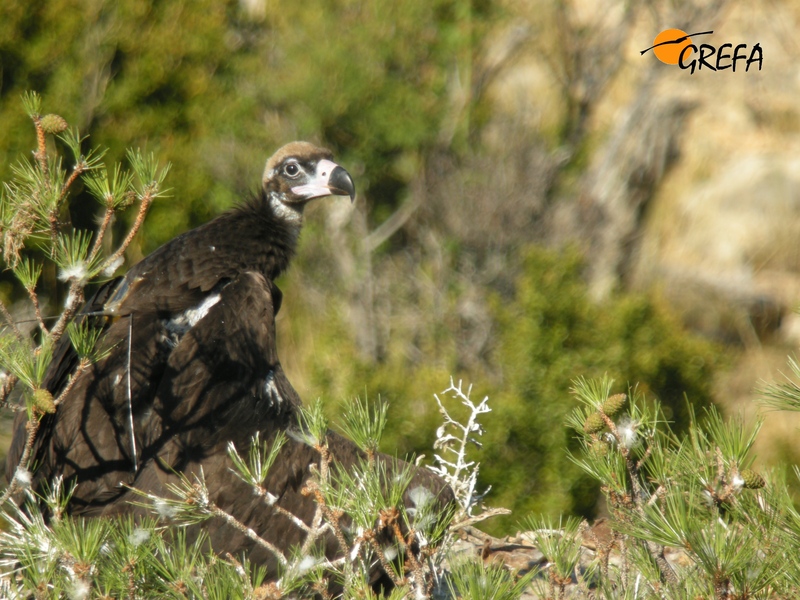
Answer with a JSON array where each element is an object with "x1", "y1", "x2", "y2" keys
[{"x1": 262, "y1": 141, "x2": 355, "y2": 221}]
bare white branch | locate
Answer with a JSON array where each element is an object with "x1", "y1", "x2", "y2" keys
[{"x1": 428, "y1": 377, "x2": 492, "y2": 517}]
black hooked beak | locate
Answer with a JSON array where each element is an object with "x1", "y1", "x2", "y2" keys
[{"x1": 328, "y1": 165, "x2": 356, "y2": 203}]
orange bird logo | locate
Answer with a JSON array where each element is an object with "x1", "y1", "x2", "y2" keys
[{"x1": 641, "y1": 29, "x2": 714, "y2": 64}]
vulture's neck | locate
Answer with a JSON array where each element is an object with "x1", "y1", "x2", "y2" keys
[{"x1": 227, "y1": 189, "x2": 304, "y2": 280}]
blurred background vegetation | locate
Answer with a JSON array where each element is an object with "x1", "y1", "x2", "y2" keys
[{"x1": 1, "y1": 0, "x2": 799, "y2": 535}]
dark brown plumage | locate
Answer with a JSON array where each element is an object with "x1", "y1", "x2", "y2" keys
[
  {"x1": 7, "y1": 141, "x2": 355, "y2": 503},
  {"x1": 104, "y1": 141, "x2": 356, "y2": 316},
  {"x1": 4, "y1": 142, "x2": 452, "y2": 581}
]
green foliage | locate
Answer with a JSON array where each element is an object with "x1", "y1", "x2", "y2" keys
[
  {"x1": 446, "y1": 559, "x2": 538, "y2": 600},
  {"x1": 7, "y1": 370, "x2": 800, "y2": 598},
  {"x1": 0, "y1": 8, "x2": 762, "y2": 595},
  {"x1": 1, "y1": 502, "x2": 270, "y2": 599},
  {"x1": 84, "y1": 162, "x2": 135, "y2": 209},
  {"x1": 0, "y1": 96, "x2": 171, "y2": 518},
  {"x1": 565, "y1": 376, "x2": 795, "y2": 599},
  {"x1": 324, "y1": 457, "x2": 415, "y2": 532},
  {"x1": 227, "y1": 431, "x2": 287, "y2": 491},
  {"x1": 12, "y1": 256, "x2": 42, "y2": 291},
  {"x1": 0, "y1": 335, "x2": 47, "y2": 388},
  {"x1": 522, "y1": 515, "x2": 584, "y2": 586},
  {"x1": 66, "y1": 320, "x2": 109, "y2": 362},
  {"x1": 279, "y1": 264, "x2": 457, "y2": 457},
  {"x1": 0, "y1": 0, "x2": 493, "y2": 253},
  {"x1": 286, "y1": 245, "x2": 724, "y2": 536},
  {"x1": 53, "y1": 230, "x2": 102, "y2": 283},
  {"x1": 98, "y1": 396, "x2": 457, "y2": 598},
  {"x1": 760, "y1": 354, "x2": 800, "y2": 412},
  {"x1": 481, "y1": 247, "x2": 723, "y2": 531},
  {"x1": 338, "y1": 394, "x2": 389, "y2": 457},
  {"x1": 296, "y1": 398, "x2": 330, "y2": 448}
]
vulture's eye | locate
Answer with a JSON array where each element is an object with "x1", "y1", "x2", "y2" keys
[{"x1": 284, "y1": 162, "x2": 301, "y2": 178}]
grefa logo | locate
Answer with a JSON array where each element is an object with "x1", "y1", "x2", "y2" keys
[{"x1": 641, "y1": 29, "x2": 763, "y2": 74}]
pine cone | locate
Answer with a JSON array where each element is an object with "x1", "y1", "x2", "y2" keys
[
  {"x1": 741, "y1": 469, "x2": 765, "y2": 489},
  {"x1": 119, "y1": 190, "x2": 137, "y2": 208},
  {"x1": 589, "y1": 440, "x2": 609, "y2": 457},
  {"x1": 40, "y1": 114, "x2": 68, "y2": 134},
  {"x1": 32, "y1": 388, "x2": 56, "y2": 414},
  {"x1": 602, "y1": 393, "x2": 627, "y2": 417},
  {"x1": 584, "y1": 413, "x2": 606, "y2": 434}
]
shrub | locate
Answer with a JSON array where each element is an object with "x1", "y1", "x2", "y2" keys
[
  {"x1": 285, "y1": 244, "x2": 724, "y2": 535},
  {"x1": 482, "y1": 248, "x2": 723, "y2": 531}
]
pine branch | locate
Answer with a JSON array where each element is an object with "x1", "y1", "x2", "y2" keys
[
  {"x1": 0, "y1": 374, "x2": 20, "y2": 410},
  {"x1": 31, "y1": 117, "x2": 48, "y2": 182},
  {"x1": 208, "y1": 502, "x2": 288, "y2": 567},
  {"x1": 56, "y1": 163, "x2": 85, "y2": 210},
  {"x1": 47, "y1": 280, "x2": 85, "y2": 347},
  {"x1": 0, "y1": 416, "x2": 42, "y2": 506},
  {"x1": 364, "y1": 529, "x2": 405, "y2": 588},
  {"x1": 104, "y1": 191, "x2": 152, "y2": 268},
  {"x1": 0, "y1": 299, "x2": 24, "y2": 340},
  {"x1": 102, "y1": 150, "x2": 170, "y2": 270},
  {"x1": 88, "y1": 205, "x2": 114, "y2": 263},
  {"x1": 52, "y1": 359, "x2": 90, "y2": 408},
  {"x1": 24, "y1": 285, "x2": 48, "y2": 336}
]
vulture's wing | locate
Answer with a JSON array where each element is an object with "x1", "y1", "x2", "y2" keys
[
  {"x1": 4, "y1": 269, "x2": 263, "y2": 509},
  {"x1": 4, "y1": 278, "x2": 133, "y2": 502},
  {"x1": 103, "y1": 271, "x2": 452, "y2": 578},
  {"x1": 101, "y1": 270, "x2": 316, "y2": 572},
  {"x1": 6, "y1": 269, "x2": 452, "y2": 584},
  {"x1": 102, "y1": 212, "x2": 288, "y2": 317}
]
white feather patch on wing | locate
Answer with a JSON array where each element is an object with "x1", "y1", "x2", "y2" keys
[
  {"x1": 263, "y1": 370, "x2": 283, "y2": 407},
  {"x1": 165, "y1": 293, "x2": 222, "y2": 336}
]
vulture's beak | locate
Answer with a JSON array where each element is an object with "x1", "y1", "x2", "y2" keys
[
  {"x1": 292, "y1": 159, "x2": 356, "y2": 203},
  {"x1": 328, "y1": 165, "x2": 356, "y2": 202}
]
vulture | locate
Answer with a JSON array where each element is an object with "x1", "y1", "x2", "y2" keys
[{"x1": 4, "y1": 142, "x2": 452, "y2": 584}]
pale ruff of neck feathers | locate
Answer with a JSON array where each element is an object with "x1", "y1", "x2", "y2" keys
[
  {"x1": 266, "y1": 164, "x2": 304, "y2": 234},
  {"x1": 269, "y1": 192, "x2": 303, "y2": 225}
]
